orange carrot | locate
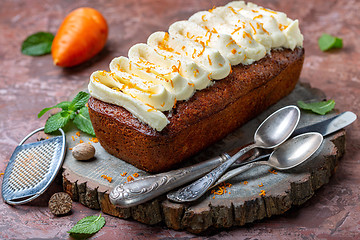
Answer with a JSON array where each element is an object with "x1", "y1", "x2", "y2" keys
[{"x1": 52, "y1": 7, "x2": 108, "y2": 67}]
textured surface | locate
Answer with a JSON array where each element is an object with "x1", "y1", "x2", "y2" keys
[{"x1": 0, "y1": 0, "x2": 359, "y2": 239}]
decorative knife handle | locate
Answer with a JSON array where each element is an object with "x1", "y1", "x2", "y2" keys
[
  {"x1": 167, "y1": 144, "x2": 256, "y2": 203},
  {"x1": 109, "y1": 154, "x2": 229, "y2": 207}
]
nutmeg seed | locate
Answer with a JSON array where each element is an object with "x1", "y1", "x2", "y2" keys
[
  {"x1": 49, "y1": 192, "x2": 72, "y2": 215},
  {"x1": 72, "y1": 142, "x2": 95, "y2": 160}
]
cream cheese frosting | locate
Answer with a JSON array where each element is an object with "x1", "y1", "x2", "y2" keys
[{"x1": 88, "y1": 1, "x2": 303, "y2": 131}]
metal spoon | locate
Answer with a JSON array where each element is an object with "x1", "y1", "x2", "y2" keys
[
  {"x1": 213, "y1": 132, "x2": 323, "y2": 187},
  {"x1": 167, "y1": 105, "x2": 300, "y2": 203}
]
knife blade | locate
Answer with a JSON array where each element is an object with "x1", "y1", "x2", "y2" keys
[
  {"x1": 214, "y1": 111, "x2": 357, "y2": 186},
  {"x1": 291, "y1": 111, "x2": 356, "y2": 137}
]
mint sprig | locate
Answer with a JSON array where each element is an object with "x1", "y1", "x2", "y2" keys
[
  {"x1": 297, "y1": 100, "x2": 335, "y2": 115},
  {"x1": 318, "y1": 34, "x2": 343, "y2": 51},
  {"x1": 38, "y1": 91, "x2": 95, "y2": 136},
  {"x1": 21, "y1": 32, "x2": 54, "y2": 56},
  {"x1": 68, "y1": 214, "x2": 105, "y2": 236}
]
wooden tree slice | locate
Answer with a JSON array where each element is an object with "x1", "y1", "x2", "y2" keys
[{"x1": 62, "y1": 82, "x2": 346, "y2": 233}]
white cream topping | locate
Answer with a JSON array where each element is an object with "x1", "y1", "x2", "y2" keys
[
  {"x1": 89, "y1": 1, "x2": 303, "y2": 131},
  {"x1": 226, "y1": 1, "x2": 303, "y2": 49},
  {"x1": 127, "y1": 44, "x2": 195, "y2": 101},
  {"x1": 169, "y1": 21, "x2": 245, "y2": 66},
  {"x1": 147, "y1": 32, "x2": 212, "y2": 90}
]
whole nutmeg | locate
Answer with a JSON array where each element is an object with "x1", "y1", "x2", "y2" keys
[
  {"x1": 72, "y1": 142, "x2": 95, "y2": 160},
  {"x1": 49, "y1": 192, "x2": 72, "y2": 215}
]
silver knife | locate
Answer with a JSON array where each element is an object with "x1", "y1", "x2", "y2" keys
[
  {"x1": 110, "y1": 111, "x2": 356, "y2": 207},
  {"x1": 213, "y1": 111, "x2": 357, "y2": 186}
]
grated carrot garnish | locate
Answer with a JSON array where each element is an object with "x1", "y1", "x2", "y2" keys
[
  {"x1": 193, "y1": 69, "x2": 199, "y2": 77},
  {"x1": 259, "y1": 190, "x2": 266, "y2": 196},
  {"x1": 127, "y1": 176, "x2": 134, "y2": 182},
  {"x1": 211, "y1": 182, "x2": 232, "y2": 199},
  {"x1": 198, "y1": 41, "x2": 206, "y2": 57},
  {"x1": 249, "y1": 23, "x2": 256, "y2": 34},
  {"x1": 120, "y1": 172, "x2": 127, "y2": 177},
  {"x1": 207, "y1": 55, "x2": 212, "y2": 65},
  {"x1": 101, "y1": 175, "x2": 112, "y2": 183},
  {"x1": 89, "y1": 137, "x2": 98, "y2": 143},
  {"x1": 253, "y1": 15, "x2": 263, "y2": 20},
  {"x1": 228, "y1": 6, "x2": 237, "y2": 15},
  {"x1": 278, "y1": 24, "x2": 288, "y2": 31},
  {"x1": 192, "y1": 49, "x2": 197, "y2": 59},
  {"x1": 133, "y1": 173, "x2": 139, "y2": 178},
  {"x1": 268, "y1": 169, "x2": 278, "y2": 174},
  {"x1": 211, "y1": 28, "x2": 218, "y2": 34},
  {"x1": 261, "y1": 7, "x2": 277, "y2": 14},
  {"x1": 260, "y1": 23, "x2": 269, "y2": 35},
  {"x1": 232, "y1": 27, "x2": 242, "y2": 35},
  {"x1": 186, "y1": 32, "x2": 194, "y2": 39},
  {"x1": 243, "y1": 31, "x2": 253, "y2": 40},
  {"x1": 226, "y1": 39, "x2": 236, "y2": 47}
]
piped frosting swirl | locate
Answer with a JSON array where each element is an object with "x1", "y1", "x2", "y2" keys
[{"x1": 88, "y1": 1, "x2": 303, "y2": 131}]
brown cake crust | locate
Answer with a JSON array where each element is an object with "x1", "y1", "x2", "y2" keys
[{"x1": 88, "y1": 47, "x2": 305, "y2": 173}]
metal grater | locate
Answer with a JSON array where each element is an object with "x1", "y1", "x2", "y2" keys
[{"x1": 1, "y1": 127, "x2": 66, "y2": 205}]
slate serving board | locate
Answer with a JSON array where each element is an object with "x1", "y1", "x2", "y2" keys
[{"x1": 62, "y1": 82, "x2": 346, "y2": 234}]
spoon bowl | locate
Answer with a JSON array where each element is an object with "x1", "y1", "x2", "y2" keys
[
  {"x1": 255, "y1": 106, "x2": 301, "y2": 148},
  {"x1": 268, "y1": 132, "x2": 323, "y2": 170},
  {"x1": 213, "y1": 132, "x2": 324, "y2": 186}
]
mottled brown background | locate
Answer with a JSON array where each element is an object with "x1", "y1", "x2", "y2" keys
[{"x1": 0, "y1": 0, "x2": 359, "y2": 239}]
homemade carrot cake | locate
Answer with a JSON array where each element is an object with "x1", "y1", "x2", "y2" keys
[{"x1": 88, "y1": 1, "x2": 304, "y2": 172}]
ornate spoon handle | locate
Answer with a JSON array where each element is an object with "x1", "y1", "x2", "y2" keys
[
  {"x1": 213, "y1": 156, "x2": 269, "y2": 186},
  {"x1": 167, "y1": 143, "x2": 256, "y2": 203},
  {"x1": 109, "y1": 154, "x2": 229, "y2": 207}
]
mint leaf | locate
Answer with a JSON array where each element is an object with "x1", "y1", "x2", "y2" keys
[
  {"x1": 38, "y1": 101, "x2": 71, "y2": 118},
  {"x1": 297, "y1": 100, "x2": 335, "y2": 115},
  {"x1": 70, "y1": 92, "x2": 90, "y2": 112},
  {"x1": 44, "y1": 111, "x2": 72, "y2": 133},
  {"x1": 318, "y1": 34, "x2": 343, "y2": 51},
  {"x1": 38, "y1": 91, "x2": 94, "y2": 136},
  {"x1": 21, "y1": 32, "x2": 54, "y2": 56},
  {"x1": 68, "y1": 214, "x2": 105, "y2": 235},
  {"x1": 73, "y1": 107, "x2": 95, "y2": 136}
]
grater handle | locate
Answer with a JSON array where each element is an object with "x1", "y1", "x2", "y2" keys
[
  {"x1": 18, "y1": 127, "x2": 45, "y2": 145},
  {"x1": 18, "y1": 127, "x2": 65, "y2": 146}
]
